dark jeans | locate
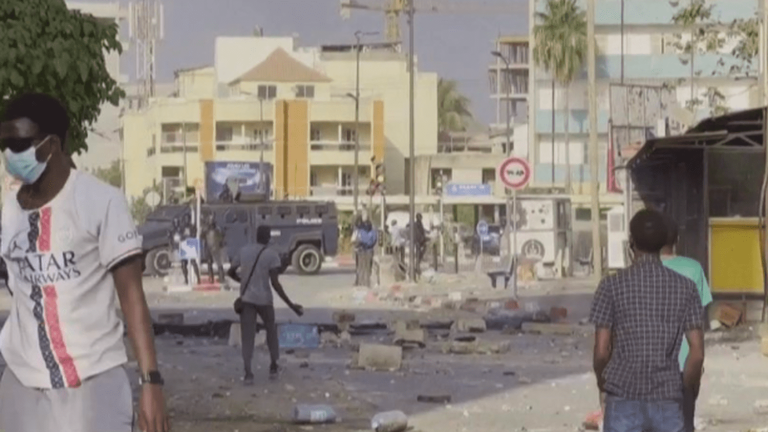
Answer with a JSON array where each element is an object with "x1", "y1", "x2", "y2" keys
[
  {"x1": 204, "y1": 249, "x2": 226, "y2": 284},
  {"x1": 603, "y1": 394, "x2": 684, "y2": 432},
  {"x1": 240, "y1": 303, "x2": 279, "y2": 374},
  {"x1": 181, "y1": 259, "x2": 200, "y2": 285}
]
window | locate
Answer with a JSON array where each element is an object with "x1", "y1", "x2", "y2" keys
[
  {"x1": 257, "y1": 85, "x2": 277, "y2": 100},
  {"x1": 342, "y1": 128, "x2": 357, "y2": 142},
  {"x1": 310, "y1": 127, "x2": 321, "y2": 141},
  {"x1": 482, "y1": 168, "x2": 495, "y2": 184},
  {"x1": 341, "y1": 172, "x2": 352, "y2": 187},
  {"x1": 296, "y1": 85, "x2": 315, "y2": 99},
  {"x1": 216, "y1": 125, "x2": 234, "y2": 142},
  {"x1": 310, "y1": 170, "x2": 318, "y2": 187},
  {"x1": 253, "y1": 129, "x2": 270, "y2": 141},
  {"x1": 161, "y1": 166, "x2": 183, "y2": 178}
]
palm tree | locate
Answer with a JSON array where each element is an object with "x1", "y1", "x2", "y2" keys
[
  {"x1": 533, "y1": 0, "x2": 588, "y2": 193},
  {"x1": 438, "y1": 78, "x2": 473, "y2": 134}
]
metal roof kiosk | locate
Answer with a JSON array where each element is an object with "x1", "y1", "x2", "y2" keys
[{"x1": 629, "y1": 108, "x2": 768, "y2": 316}]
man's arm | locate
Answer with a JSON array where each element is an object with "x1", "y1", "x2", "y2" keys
[
  {"x1": 97, "y1": 191, "x2": 168, "y2": 432},
  {"x1": 683, "y1": 327, "x2": 704, "y2": 393},
  {"x1": 593, "y1": 328, "x2": 612, "y2": 392},
  {"x1": 227, "y1": 263, "x2": 241, "y2": 283},
  {"x1": 589, "y1": 279, "x2": 614, "y2": 393},
  {"x1": 682, "y1": 284, "x2": 706, "y2": 394},
  {"x1": 269, "y1": 269, "x2": 303, "y2": 315}
]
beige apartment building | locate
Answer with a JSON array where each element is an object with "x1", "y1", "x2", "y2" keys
[{"x1": 121, "y1": 36, "x2": 438, "y2": 207}]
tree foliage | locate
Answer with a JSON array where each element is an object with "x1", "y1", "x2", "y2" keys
[
  {"x1": 130, "y1": 185, "x2": 163, "y2": 226},
  {"x1": 0, "y1": 0, "x2": 124, "y2": 155},
  {"x1": 670, "y1": 0, "x2": 759, "y2": 116},
  {"x1": 438, "y1": 78, "x2": 473, "y2": 133},
  {"x1": 90, "y1": 159, "x2": 122, "y2": 189},
  {"x1": 532, "y1": 0, "x2": 588, "y2": 86}
]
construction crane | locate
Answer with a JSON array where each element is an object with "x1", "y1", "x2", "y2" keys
[{"x1": 340, "y1": 0, "x2": 524, "y2": 45}]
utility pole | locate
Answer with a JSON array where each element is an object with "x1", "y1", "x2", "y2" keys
[
  {"x1": 491, "y1": 50, "x2": 513, "y2": 257},
  {"x1": 182, "y1": 122, "x2": 188, "y2": 199},
  {"x1": 407, "y1": 0, "x2": 416, "y2": 282},
  {"x1": 354, "y1": 31, "x2": 362, "y2": 214},
  {"x1": 352, "y1": 30, "x2": 378, "y2": 213},
  {"x1": 587, "y1": 0, "x2": 602, "y2": 278}
]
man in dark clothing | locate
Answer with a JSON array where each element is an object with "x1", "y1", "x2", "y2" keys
[
  {"x1": 202, "y1": 214, "x2": 227, "y2": 285},
  {"x1": 356, "y1": 221, "x2": 378, "y2": 288},
  {"x1": 590, "y1": 209, "x2": 705, "y2": 432},
  {"x1": 228, "y1": 226, "x2": 303, "y2": 383}
]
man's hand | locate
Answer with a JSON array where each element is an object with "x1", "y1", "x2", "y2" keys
[
  {"x1": 291, "y1": 304, "x2": 305, "y2": 317},
  {"x1": 138, "y1": 385, "x2": 170, "y2": 432}
]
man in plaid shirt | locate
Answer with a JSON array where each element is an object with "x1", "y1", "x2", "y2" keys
[{"x1": 590, "y1": 209, "x2": 705, "y2": 432}]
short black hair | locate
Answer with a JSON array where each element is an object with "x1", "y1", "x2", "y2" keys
[
  {"x1": 256, "y1": 225, "x2": 271, "y2": 244},
  {"x1": 664, "y1": 215, "x2": 679, "y2": 247},
  {"x1": 629, "y1": 209, "x2": 668, "y2": 253},
  {"x1": 1, "y1": 93, "x2": 69, "y2": 149}
]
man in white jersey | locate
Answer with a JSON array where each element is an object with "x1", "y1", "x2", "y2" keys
[{"x1": 0, "y1": 93, "x2": 169, "y2": 432}]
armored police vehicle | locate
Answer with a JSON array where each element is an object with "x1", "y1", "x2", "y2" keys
[{"x1": 138, "y1": 201, "x2": 338, "y2": 276}]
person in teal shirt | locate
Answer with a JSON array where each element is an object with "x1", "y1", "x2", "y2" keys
[{"x1": 661, "y1": 217, "x2": 712, "y2": 432}]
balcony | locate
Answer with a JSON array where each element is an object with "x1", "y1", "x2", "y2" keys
[
  {"x1": 216, "y1": 137, "x2": 274, "y2": 152},
  {"x1": 159, "y1": 144, "x2": 199, "y2": 154},
  {"x1": 310, "y1": 185, "x2": 355, "y2": 197},
  {"x1": 309, "y1": 141, "x2": 372, "y2": 165}
]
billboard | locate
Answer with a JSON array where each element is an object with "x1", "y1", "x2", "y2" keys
[{"x1": 205, "y1": 161, "x2": 271, "y2": 203}]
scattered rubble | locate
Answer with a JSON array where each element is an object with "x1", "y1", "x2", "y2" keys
[
  {"x1": 292, "y1": 404, "x2": 337, "y2": 424},
  {"x1": 371, "y1": 410, "x2": 408, "y2": 432},
  {"x1": 355, "y1": 344, "x2": 403, "y2": 371},
  {"x1": 451, "y1": 318, "x2": 487, "y2": 333}
]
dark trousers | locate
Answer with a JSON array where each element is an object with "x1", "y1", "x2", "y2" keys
[
  {"x1": 205, "y1": 249, "x2": 226, "y2": 284},
  {"x1": 181, "y1": 259, "x2": 200, "y2": 285},
  {"x1": 357, "y1": 248, "x2": 374, "y2": 287},
  {"x1": 240, "y1": 303, "x2": 279, "y2": 374}
]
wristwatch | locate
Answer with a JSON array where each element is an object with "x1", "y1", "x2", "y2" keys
[{"x1": 138, "y1": 370, "x2": 165, "y2": 386}]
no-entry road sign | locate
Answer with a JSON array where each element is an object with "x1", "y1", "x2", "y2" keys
[{"x1": 498, "y1": 157, "x2": 531, "y2": 190}]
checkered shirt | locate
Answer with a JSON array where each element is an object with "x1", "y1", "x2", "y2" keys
[{"x1": 589, "y1": 254, "x2": 705, "y2": 401}]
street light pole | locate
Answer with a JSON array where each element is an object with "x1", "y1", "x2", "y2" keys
[
  {"x1": 352, "y1": 30, "x2": 379, "y2": 215},
  {"x1": 407, "y1": 0, "x2": 416, "y2": 282},
  {"x1": 492, "y1": 50, "x2": 514, "y2": 259},
  {"x1": 587, "y1": 0, "x2": 602, "y2": 278}
]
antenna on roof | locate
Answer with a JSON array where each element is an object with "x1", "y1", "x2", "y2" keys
[{"x1": 254, "y1": 26, "x2": 263, "y2": 37}]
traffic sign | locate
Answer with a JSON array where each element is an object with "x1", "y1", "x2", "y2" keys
[
  {"x1": 476, "y1": 220, "x2": 489, "y2": 237},
  {"x1": 179, "y1": 238, "x2": 200, "y2": 261},
  {"x1": 498, "y1": 157, "x2": 531, "y2": 190}
]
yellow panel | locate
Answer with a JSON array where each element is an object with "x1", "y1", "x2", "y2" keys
[
  {"x1": 274, "y1": 100, "x2": 287, "y2": 198},
  {"x1": 709, "y1": 218, "x2": 764, "y2": 294},
  {"x1": 199, "y1": 100, "x2": 214, "y2": 162},
  {"x1": 286, "y1": 100, "x2": 309, "y2": 197},
  {"x1": 372, "y1": 100, "x2": 385, "y2": 164}
]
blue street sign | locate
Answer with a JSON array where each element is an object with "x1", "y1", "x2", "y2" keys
[
  {"x1": 179, "y1": 238, "x2": 200, "y2": 261},
  {"x1": 476, "y1": 220, "x2": 489, "y2": 238},
  {"x1": 445, "y1": 183, "x2": 492, "y2": 197},
  {"x1": 278, "y1": 324, "x2": 320, "y2": 349}
]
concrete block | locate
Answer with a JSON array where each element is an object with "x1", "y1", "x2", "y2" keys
[
  {"x1": 445, "y1": 337, "x2": 478, "y2": 355},
  {"x1": 357, "y1": 344, "x2": 402, "y2": 371},
  {"x1": 521, "y1": 322, "x2": 577, "y2": 336},
  {"x1": 332, "y1": 311, "x2": 356, "y2": 331},
  {"x1": 157, "y1": 313, "x2": 184, "y2": 325},
  {"x1": 452, "y1": 318, "x2": 487, "y2": 333},
  {"x1": 391, "y1": 319, "x2": 421, "y2": 333},
  {"x1": 228, "y1": 322, "x2": 266, "y2": 347},
  {"x1": 394, "y1": 328, "x2": 426, "y2": 347}
]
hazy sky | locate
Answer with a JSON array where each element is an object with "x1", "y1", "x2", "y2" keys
[{"x1": 78, "y1": 0, "x2": 528, "y2": 123}]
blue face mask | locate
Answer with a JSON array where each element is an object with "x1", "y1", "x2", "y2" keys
[{"x1": 3, "y1": 136, "x2": 51, "y2": 184}]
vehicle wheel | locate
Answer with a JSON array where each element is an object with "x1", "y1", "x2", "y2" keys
[
  {"x1": 146, "y1": 247, "x2": 172, "y2": 277},
  {"x1": 292, "y1": 244, "x2": 323, "y2": 275}
]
